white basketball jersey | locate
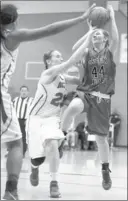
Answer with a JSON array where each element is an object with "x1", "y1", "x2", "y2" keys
[
  {"x1": 29, "y1": 74, "x2": 66, "y2": 118},
  {"x1": 1, "y1": 40, "x2": 18, "y2": 90}
]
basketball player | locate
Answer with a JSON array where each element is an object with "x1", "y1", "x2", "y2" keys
[
  {"x1": 0, "y1": 3, "x2": 96, "y2": 200},
  {"x1": 27, "y1": 23, "x2": 98, "y2": 198},
  {"x1": 61, "y1": 5, "x2": 119, "y2": 190}
]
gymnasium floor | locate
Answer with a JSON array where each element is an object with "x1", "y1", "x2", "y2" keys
[{"x1": 1, "y1": 148, "x2": 127, "y2": 200}]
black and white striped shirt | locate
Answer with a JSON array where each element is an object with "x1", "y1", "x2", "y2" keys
[{"x1": 13, "y1": 97, "x2": 33, "y2": 119}]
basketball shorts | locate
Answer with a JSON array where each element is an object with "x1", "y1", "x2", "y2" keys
[
  {"x1": 26, "y1": 115, "x2": 65, "y2": 159},
  {"x1": 77, "y1": 92, "x2": 111, "y2": 136},
  {"x1": 1, "y1": 88, "x2": 22, "y2": 143}
]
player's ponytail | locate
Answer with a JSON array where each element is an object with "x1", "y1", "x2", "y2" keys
[
  {"x1": 102, "y1": 30, "x2": 109, "y2": 47},
  {"x1": 43, "y1": 50, "x2": 55, "y2": 69}
]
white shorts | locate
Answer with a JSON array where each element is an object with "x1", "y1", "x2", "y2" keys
[
  {"x1": 1, "y1": 88, "x2": 22, "y2": 143},
  {"x1": 27, "y1": 115, "x2": 65, "y2": 159}
]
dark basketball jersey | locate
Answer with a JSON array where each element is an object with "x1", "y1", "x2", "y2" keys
[{"x1": 78, "y1": 47, "x2": 116, "y2": 95}]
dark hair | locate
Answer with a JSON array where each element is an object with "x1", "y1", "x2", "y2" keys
[
  {"x1": 20, "y1": 85, "x2": 29, "y2": 91},
  {"x1": 0, "y1": 4, "x2": 18, "y2": 39},
  {"x1": 1, "y1": 4, "x2": 18, "y2": 25},
  {"x1": 43, "y1": 50, "x2": 55, "y2": 69}
]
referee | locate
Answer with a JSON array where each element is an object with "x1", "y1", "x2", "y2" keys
[{"x1": 13, "y1": 85, "x2": 33, "y2": 157}]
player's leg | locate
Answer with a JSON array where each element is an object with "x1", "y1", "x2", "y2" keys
[
  {"x1": 61, "y1": 97, "x2": 84, "y2": 132},
  {"x1": 18, "y1": 119, "x2": 27, "y2": 157},
  {"x1": 80, "y1": 131, "x2": 86, "y2": 150},
  {"x1": 27, "y1": 116, "x2": 46, "y2": 186},
  {"x1": 1, "y1": 92, "x2": 23, "y2": 200},
  {"x1": 3, "y1": 139, "x2": 23, "y2": 200},
  {"x1": 96, "y1": 100, "x2": 112, "y2": 190},
  {"x1": 95, "y1": 135, "x2": 112, "y2": 190},
  {"x1": 29, "y1": 140, "x2": 65, "y2": 188},
  {"x1": 87, "y1": 97, "x2": 112, "y2": 190},
  {"x1": 45, "y1": 139, "x2": 61, "y2": 198},
  {"x1": 30, "y1": 157, "x2": 46, "y2": 186},
  {"x1": 28, "y1": 115, "x2": 65, "y2": 191}
]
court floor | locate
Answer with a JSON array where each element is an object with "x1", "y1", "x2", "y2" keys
[{"x1": 1, "y1": 148, "x2": 127, "y2": 200}]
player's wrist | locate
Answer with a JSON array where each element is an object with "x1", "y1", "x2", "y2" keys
[{"x1": 109, "y1": 13, "x2": 115, "y2": 20}]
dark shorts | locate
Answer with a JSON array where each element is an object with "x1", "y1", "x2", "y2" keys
[{"x1": 78, "y1": 93, "x2": 111, "y2": 136}]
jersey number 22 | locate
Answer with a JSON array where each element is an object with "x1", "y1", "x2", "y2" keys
[{"x1": 51, "y1": 93, "x2": 63, "y2": 107}]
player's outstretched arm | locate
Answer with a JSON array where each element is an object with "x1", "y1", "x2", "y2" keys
[
  {"x1": 11, "y1": 4, "x2": 96, "y2": 43},
  {"x1": 72, "y1": 19, "x2": 94, "y2": 52},
  {"x1": 64, "y1": 74, "x2": 81, "y2": 85},
  {"x1": 44, "y1": 27, "x2": 96, "y2": 80},
  {"x1": 72, "y1": 32, "x2": 90, "y2": 52},
  {"x1": 108, "y1": 5, "x2": 119, "y2": 58}
]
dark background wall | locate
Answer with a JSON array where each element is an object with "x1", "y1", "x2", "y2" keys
[{"x1": 9, "y1": 11, "x2": 127, "y2": 146}]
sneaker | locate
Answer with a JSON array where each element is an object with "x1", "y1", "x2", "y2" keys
[
  {"x1": 3, "y1": 190, "x2": 19, "y2": 200},
  {"x1": 30, "y1": 167, "x2": 39, "y2": 186},
  {"x1": 102, "y1": 163, "x2": 112, "y2": 190},
  {"x1": 50, "y1": 181, "x2": 61, "y2": 198}
]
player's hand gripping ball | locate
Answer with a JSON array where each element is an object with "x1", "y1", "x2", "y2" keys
[{"x1": 88, "y1": 7, "x2": 110, "y2": 28}]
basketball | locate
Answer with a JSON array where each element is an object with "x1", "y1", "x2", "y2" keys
[{"x1": 88, "y1": 7, "x2": 110, "y2": 28}]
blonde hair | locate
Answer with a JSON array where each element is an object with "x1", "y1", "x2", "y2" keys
[{"x1": 102, "y1": 29, "x2": 109, "y2": 47}]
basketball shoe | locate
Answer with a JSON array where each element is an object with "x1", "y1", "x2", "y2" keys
[
  {"x1": 30, "y1": 167, "x2": 39, "y2": 186},
  {"x1": 102, "y1": 163, "x2": 112, "y2": 190},
  {"x1": 30, "y1": 142, "x2": 65, "y2": 187},
  {"x1": 50, "y1": 181, "x2": 61, "y2": 198},
  {"x1": 3, "y1": 190, "x2": 19, "y2": 200}
]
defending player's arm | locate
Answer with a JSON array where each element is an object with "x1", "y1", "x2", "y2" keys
[
  {"x1": 108, "y1": 5, "x2": 119, "y2": 58},
  {"x1": 72, "y1": 20, "x2": 95, "y2": 52},
  {"x1": 72, "y1": 32, "x2": 90, "y2": 52},
  {"x1": 10, "y1": 4, "x2": 96, "y2": 43},
  {"x1": 42, "y1": 27, "x2": 96, "y2": 83},
  {"x1": 64, "y1": 74, "x2": 81, "y2": 85}
]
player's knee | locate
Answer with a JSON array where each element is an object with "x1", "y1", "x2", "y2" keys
[
  {"x1": 31, "y1": 157, "x2": 45, "y2": 166},
  {"x1": 46, "y1": 140, "x2": 58, "y2": 154},
  {"x1": 50, "y1": 140, "x2": 58, "y2": 151},
  {"x1": 7, "y1": 138, "x2": 23, "y2": 150},
  {"x1": 67, "y1": 98, "x2": 84, "y2": 116},
  {"x1": 95, "y1": 135, "x2": 107, "y2": 146}
]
